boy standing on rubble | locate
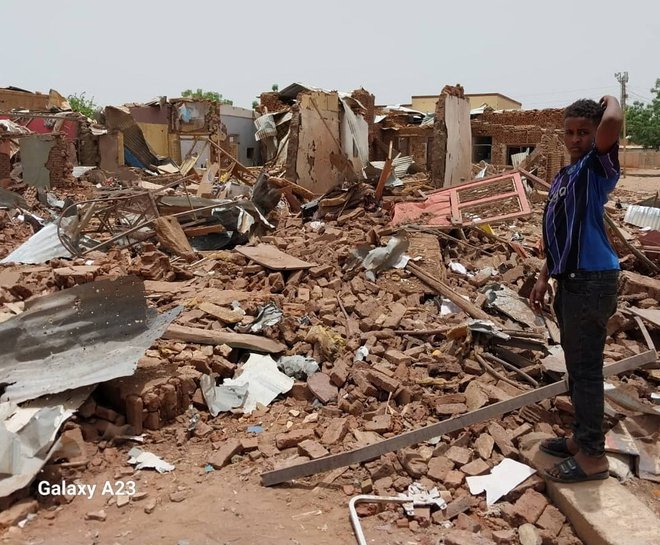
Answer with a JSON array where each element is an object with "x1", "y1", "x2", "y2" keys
[{"x1": 529, "y1": 96, "x2": 623, "y2": 483}]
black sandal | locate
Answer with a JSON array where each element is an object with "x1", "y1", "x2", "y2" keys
[
  {"x1": 539, "y1": 437, "x2": 572, "y2": 458},
  {"x1": 542, "y1": 456, "x2": 609, "y2": 483}
]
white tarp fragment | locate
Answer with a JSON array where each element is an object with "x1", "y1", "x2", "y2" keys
[
  {"x1": 0, "y1": 387, "x2": 92, "y2": 498},
  {"x1": 200, "y1": 374, "x2": 248, "y2": 417},
  {"x1": 277, "y1": 356, "x2": 319, "y2": 380},
  {"x1": 466, "y1": 458, "x2": 536, "y2": 505},
  {"x1": 223, "y1": 354, "x2": 294, "y2": 414},
  {"x1": 237, "y1": 302, "x2": 283, "y2": 334},
  {"x1": 351, "y1": 233, "x2": 410, "y2": 281},
  {"x1": 127, "y1": 448, "x2": 175, "y2": 473}
]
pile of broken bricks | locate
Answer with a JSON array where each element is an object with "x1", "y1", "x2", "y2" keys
[{"x1": 0, "y1": 168, "x2": 659, "y2": 545}]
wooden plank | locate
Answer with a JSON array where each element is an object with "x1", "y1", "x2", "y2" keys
[
  {"x1": 374, "y1": 141, "x2": 393, "y2": 201},
  {"x1": 235, "y1": 244, "x2": 316, "y2": 271},
  {"x1": 261, "y1": 350, "x2": 656, "y2": 486},
  {"x1": 163, "y1": 324, "x2": 286, "y2": 353},
  {"x1": 154, "y1": 216, "x2": 196, "y2": 260},
  {"x1": 518, "y1": 168, "x2": 552, "y2": 190},
  {"x1": 182, "y1": 224, "x2": 225, "y2": 237},
  {"x1": 406, "y1": 262, "x2": 491, "y2": 320},
  {"x1": 605, "y1": 214, "x2": 660, "y2": 273}
]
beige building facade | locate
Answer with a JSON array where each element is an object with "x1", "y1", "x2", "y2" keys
[{"x1": 410, "y1": 93, "x2": 522, "y2": 113}]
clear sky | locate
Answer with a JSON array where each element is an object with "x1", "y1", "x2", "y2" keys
[{"x1": 3, "y1": 0, "x2": 658, "y2": 110}]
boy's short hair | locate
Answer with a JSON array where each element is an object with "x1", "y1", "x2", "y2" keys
[{"x1": 564, "y1": 99, "x2": 603, "y2": 125}]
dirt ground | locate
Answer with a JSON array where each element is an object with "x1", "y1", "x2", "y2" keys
[
  {"x1": 616, "y1": 168, "x2": 660, "y2": 194},
  {"x1": 0, "y1": 422, "x2": 444, "y2": 545}
]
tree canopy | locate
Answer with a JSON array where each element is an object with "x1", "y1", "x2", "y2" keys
[
  {"x1": 626, "y1": 79, "x2": 660, "y2": 150},
  {"x1": 67, "y1": 92, "x2": 100, "y2": 119},
  {"x1": 181, "y1": 88, "x2": 233, "y2": 105}
]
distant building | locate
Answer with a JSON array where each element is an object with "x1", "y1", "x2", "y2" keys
[{"x1": 408, "y1": 93, "x2": 522, "y2": 114}]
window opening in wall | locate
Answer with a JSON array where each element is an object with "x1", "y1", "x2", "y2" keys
[
  {"x1": 247, "y1": 147, "x2": 254, "y2": 160},
  {"x1": 506, "y1": 145, "x2": 535, "y2": 166},
  {"x1": 398, "y1": 137, "x2": 410, "y2": 156},
  {"x1": 473, "y1": 136, "x2": 492, "y2": 163}
]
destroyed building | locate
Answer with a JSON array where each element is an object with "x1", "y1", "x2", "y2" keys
[{"x1": 0, "y1": 80, "x2": 659, "y2": 545}]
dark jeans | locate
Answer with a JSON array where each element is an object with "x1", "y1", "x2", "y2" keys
[{"x1": 552, "y1": 270, "x2": 619, "y2": 457}]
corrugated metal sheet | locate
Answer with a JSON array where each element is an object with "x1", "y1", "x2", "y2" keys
[
  {"x1": 368, "y1": 156, "x2": 414, "y2": 179},
  {"x1": 624, "y1": 204, "x2": 660, "y2": 230},
  {"x1": 0, "y1": 276, "x2": 181, "y2": 403},
  {"x1": 1, "y1": 222, "x2": 71, "y2": 264}
]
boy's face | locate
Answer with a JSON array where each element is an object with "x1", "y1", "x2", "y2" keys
[{"x1": 564, "y1": 117, "x2": 597, "y2": 162}]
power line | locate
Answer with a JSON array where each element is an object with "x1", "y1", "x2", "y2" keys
[
  {"x1": 628, "y1": 89, "x2": 652, "y2": 102},
  {"x1": 514, "y1": 86, "x2": 617, "y2": 98}
]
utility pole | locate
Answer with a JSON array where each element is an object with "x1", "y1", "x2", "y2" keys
[{"x1": 615, "y1": 71, "x2": 628, "y2": 177}]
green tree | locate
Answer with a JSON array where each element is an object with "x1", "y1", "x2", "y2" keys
[
  {"x1": 626, "y1": 78, "x2": 660, "y2": 150},
  {"x1": 271, "y1": 83, "x2": 279, "y2": 92},
  {"x1": 181, "y1": 88, "x2": 233, "y2": 105},
  {"x1": 67, "y1": 92, "x2": 99, "y2": 118}
]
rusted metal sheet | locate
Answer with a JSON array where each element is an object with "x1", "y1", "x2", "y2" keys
[
  {"x1": 0, "y1": 276, "x2": 181, "y2": 403},
  {"x1": 391, "y1": 172, "x2": 531, "y2": 227}
]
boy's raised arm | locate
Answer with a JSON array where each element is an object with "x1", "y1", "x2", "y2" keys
[{"x1": 595, "y1": 95, "x2": 623, "y2": 154}]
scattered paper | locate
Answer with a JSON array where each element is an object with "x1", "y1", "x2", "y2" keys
[
  {"x1": 127, "y1": 448, "x2": 175, "y2": 473},
  {"x1": 466, "y1": 458, "x2": 536, "y2": 505},
  {"x1": 223, "y1": 354, "x2": 294, "y2": 414}
]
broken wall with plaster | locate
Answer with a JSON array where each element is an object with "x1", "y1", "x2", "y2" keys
[
  {"x1": 472, "y1": 108, "x2": 569, "y2": 182},
  {"x1": 431, "y1": 86, "x2": 473, "y2": 187}
]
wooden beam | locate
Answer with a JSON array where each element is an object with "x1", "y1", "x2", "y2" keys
[
  {"x1": 604, "y1": 214, "x2": 660, "y2": 273},
  {"x1": 182, "y1": 224, "x2": 225, "y2": 237},
  {"x1": 163, "y1": 324, "x2": 286, "y2": 353},
  {"x1": 406, "y1": 262, "x2": 491, "y2": 321},
  {"x1": 261, "y1": 350, "x2": 656, "y2": 486},
  {"x1": 518, "y1": 168, "x2": 551, "y2": 190},
  {"x1": 375, "y1": 141, "x2": 393, "y2": 201}
]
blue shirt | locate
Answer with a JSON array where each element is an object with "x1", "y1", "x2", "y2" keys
[{"x1": 542, "y1": 144, "x2": 620, "y2": 276}]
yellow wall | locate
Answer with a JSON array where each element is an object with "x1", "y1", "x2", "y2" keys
[
  {"x1": 411, "y1": 97, "x2": 438, "y2": 113},
  {"x1": 466, "y1": 95, "x2": 521, "y2": 111},
  {"x1": 411, "y1": 94, "x2": 521, "y2": 113},
  {"x1": 136, "y1": 122, "x2": 169, "y2": 156}
]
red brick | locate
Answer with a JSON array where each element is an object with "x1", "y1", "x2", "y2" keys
[
  {"x1": 444, "y1": 470, "x2": 465, "y2": 488},
  {"x1": 427, "y1": 456, "x2": 454, "y2": 481},
  {"x1": 444, "y1": 529, "x2": 496, "y2": 545},
  {"x1": 366, "y1": 370, "x2": 400, "y2": 393},
  {"x1": 307, "y1": 372, "x2": 338, "y2": 404},
  {"x1": 275, "y1": 429, "x2": 315, "y2": 450},
  {"x1": 536, "y1": 504, "x2": 566, "y2": 537},
  {"x1": 321, "y1": 417, "x2": 349, "y2": 445},
  {"x1": 297, "y1": 439, "x2": 329, "y2": 459},
  {"x1": 208, "y1": 438, "x2": 243, "y2": 469},
  {"x1": 383, "y1": 349, "x2": 412, "y2": 366},
  {"x1": 445, "y1": 445, "x2": 472, "y2": 465},
  {"x1": 513, "y1": 489, "x2": 548, "y2": 524}
]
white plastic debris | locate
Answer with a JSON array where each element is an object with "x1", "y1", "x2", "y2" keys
[
  {"x1": 354, "y1": 346, "x2": 369, "y2": 362},
  {"x1": 449, "y1": 262, "x2": 468, "y2": 276},
  {"x1": 127, "y1": 448, "x2": 175, "y2": 473},
  {"x1": 223, "y1": 353, "x2": 294, "y2": 414},
  {"x1": 439, "y1": 299, "x2": 462, "y2": 316},
  {"x1": 466, "y1": 458, "x2": 536, "y2": 505},
  {"x1": 277, "y1": 356, "x2": 319, "y2": 380},
  {"x1": 399, "y1": 482, "x2": 447, "y2": 515}
]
